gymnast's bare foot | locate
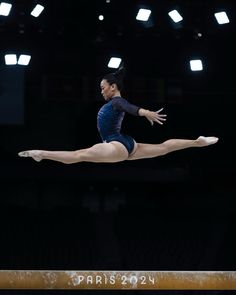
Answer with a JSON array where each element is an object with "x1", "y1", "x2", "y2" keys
[
  {"x1": 18, "y1": 150, "x2": 43, "y2": 162},
  {"x1": 196, "y1": 136, "x2": 219, "y2": 147}
]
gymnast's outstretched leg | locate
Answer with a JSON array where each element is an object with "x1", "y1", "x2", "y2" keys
[
  {"x1": 128, "y1": 136, "x2": 218, "y2": 160},
  {"x1": 18, "y1": 141, "x2": 129, "y2": 164}
]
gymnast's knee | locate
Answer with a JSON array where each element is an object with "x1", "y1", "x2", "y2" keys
[
  {"x1": 75, "y1": 147, "x2": 99, "y2": 162},
  {"x1": 159, "y1": 142, "x2": 172, "y2": 155},
  {"x1": 73, "y1": 150, "x2": 87, "y2": 162}
]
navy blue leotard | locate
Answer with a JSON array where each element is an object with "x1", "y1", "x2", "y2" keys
[{"x1": 97, "y1": 96, "x2": 140, "y2": 154}]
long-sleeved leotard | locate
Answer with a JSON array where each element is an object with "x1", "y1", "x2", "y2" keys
[{"x1": 97, "y1": 96, "x2": 140, "y2": 154}]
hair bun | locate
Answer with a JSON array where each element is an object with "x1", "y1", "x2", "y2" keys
[
  {"x1": 102, "y1": 63, "x2": 126, "y2": 91},
  {"x1": 114, "y1": 66, "x2": 126, "y2": 80}
]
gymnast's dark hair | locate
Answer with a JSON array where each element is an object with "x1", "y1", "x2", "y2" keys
[{"x1": 103, "y1": 66, "x2": 126, "y2": 91}]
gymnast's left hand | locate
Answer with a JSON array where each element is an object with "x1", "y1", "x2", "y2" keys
[{"x1": 145, "y1": 108, "x2": 167, "y2": 126}]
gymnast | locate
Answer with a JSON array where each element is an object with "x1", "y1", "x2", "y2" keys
[{"x1": 18, "y1": 67, "x2": 218, "y2": 164}]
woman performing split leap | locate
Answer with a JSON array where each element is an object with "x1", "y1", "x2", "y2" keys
[{"x1": 18, "y1": 67, "x2": 218, "y2": 164}]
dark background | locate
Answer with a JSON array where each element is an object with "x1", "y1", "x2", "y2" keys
[{"x1": 0, "y1": 0, "x2": 235, "y2": 294}]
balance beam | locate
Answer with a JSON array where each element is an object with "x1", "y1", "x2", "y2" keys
[{"x1": 0, "y1": 270, "x2": 235, "y2": 290}]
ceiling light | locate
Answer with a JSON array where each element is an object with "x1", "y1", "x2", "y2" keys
[
  {"x1": 31, "y1": 4, "x2": 44, "y2": 17},
  {"x1": 108, "y1": 57, "x2": 122, "y2": 69},
  {"x1": 214, "y1": 11, "x2": 230, "y2": 24},
  {"x1": 190, "y1": 59, "x2": 203, "y2": 71},
  {"x1": 0, "y1": 2, "x2": 12, "y2": 16},
  {"x1": 136, "y1": 9, "x2": 151, "y2": 22},
  {"x1": 18, "y1": 55, "x2": 31, "y2": 66},
  {"x1": 168, "y1": 10, "x2": 183, "y2": 23},
  {"x1": 5, "y1": 54, "x2": 17, "y2": 65}
]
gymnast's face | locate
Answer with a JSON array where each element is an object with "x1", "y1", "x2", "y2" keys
[{"x1": 100, "y1": 79, "x2": 116, "y2": 101}]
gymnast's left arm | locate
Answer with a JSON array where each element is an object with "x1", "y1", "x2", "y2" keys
[
  {"x1": 112, "y1": 97, "x2": 167, "y2": 126},
  {"x1": 138, "y1": 107, "x2": 167, "y2": 126}
]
